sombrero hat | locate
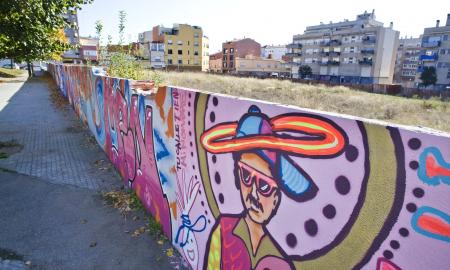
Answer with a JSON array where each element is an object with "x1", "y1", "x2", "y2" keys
[{"x1": 201, "y1": 105, "x2": 347, "y2": 201}]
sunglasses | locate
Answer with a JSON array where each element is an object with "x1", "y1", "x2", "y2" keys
[{"x1": 237, "y1": 161, "x2": 278, "y2": 197}]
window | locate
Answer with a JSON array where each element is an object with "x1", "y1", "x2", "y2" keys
[
  {"x1": 447, "y1": 69, "x2": 450, "y2": 79},
  {"x1": 194, "y1": 51, "x2": 199, "y2": 56},
  {"x1": 188, "y1": 41, "x2": 190, "y2": 45},
  {"x1": 168, "y1": 59, "x2": 173, "y2": 64},
  {"x1": 178, "y1": 59, "x2": 182, "y2": 64},
  {"x1": 223, "y1": 49, "x2": 228, "y2": 54},
  {"x1": 177, "y1": 40, "x2": 183, "y2": 45},
  {"x1": 168, "y1": 39, "x2": 173, "y2": 45},
  {"x1": 194, "y1": 42, "x2": 199, "y2": 47},
  {"x1": 178, "y1": 50, "x2": 182, "y2": 55},
  {"x1": 230, "y1": 48, "x2": 234, "y2": 53},
  {"x1": 168, "y1": 49, "x2": 173, "y2": 54},
  {"x1": 194, "y1": 33, "x2": 199, "y2": 38}
]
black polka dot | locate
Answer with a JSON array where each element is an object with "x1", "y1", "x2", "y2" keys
[
  {"x1": 390, "y1": 240, "x2": 400, "y2": 250},
  {"x1": 413, "y1": 188, "x2": 424, "y2": 198},
  {"x1": 218, "y1": 193, "x2": 224, "y2": 204},
  {"x1": 188, "y1": 102, "x2": 191, "y2": 107},
  {"x1": 212, "y1": 155, "x2": 217, "y2": 163},
  {"x1": 191, "y1": 152, "x2": 194, "y2": 157},
  {"x1": 188, "y1": 121, "x2": 191, "y2": 126},
  {"x1": 189, "y1": 131, "x2": 192, "y2": 136},
  {"x1": 286, "y1": 233, "x2": 297, "y2": 248},
  {"x1": 408, "y1": 138, "x2": 421, "y2": 150},
  {"x1": 201, "y1": 201, "x2": 204, "y2": 206},
  {"x1": 215, "y1": 172, "x2": 221, "y2": 184},
  {"x1": 210, "y1": 112, "x2": 216, "y2": 122},
  {"x1": 399, "y1": 228, "x2": 409, "y2": 237},
  {"x1": 263, "y1": 268, "x2": 270, "y2": 270},
  {"x1": 188, "y1": 111, "x2": 191, "y2": 116},
  {"x1": 190, "y1": 142, "x2": 193, "y2": 147},
  {"x1": 192, "y1": 165, "x2": 195, "y2": 170},
  {"x1": 345, "y1": 145, "x2": 359, "y2": 162},
  {"x1": 335, "y1": 176, "x2": 351, "y2": 195},
  {"x1": 198, "y1": 188, "x2": 201, "y2": 194},
  {"x1": 323, "y1": 204, "x2": 336, "y2": 219},
  {"x1": 195, "y1": 175, "x2": 198, "y2": 180},
  {"x1": 208, "y1": 219, "x2": 211, "y2": 224},
  {"x1": 409, "y1": 161, "x2": 419, "y2": 170},
  {"x1": 383, "y1": 250, "x2": 393, "y2": 259},
  {"x1": 204, "y1": 210, "x2": 208, "y2": 215},
  {"x1": 406, "y1": 203, "x2": 417, "y2": 213},
  {"x1": 189, "y1": 93, "x2": 192, "y2": 98},
  {"x1": 212, "y1": 97, "x2": 218, "y2": 106},
  {"x1": 304, "y1": 219, "x2": 318, "y2": 237}
]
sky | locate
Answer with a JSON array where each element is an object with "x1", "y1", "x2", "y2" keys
[{"x1": 78, "y1": 0, "x2": 449, "y2": 53}]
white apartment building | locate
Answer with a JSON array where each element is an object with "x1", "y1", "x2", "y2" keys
[
  {"x1": 287, "y1": 10, "x2": 399, "y2": 84},
  {"x1": 416, "y1": 14, "x2": 450, "y2": 90}
]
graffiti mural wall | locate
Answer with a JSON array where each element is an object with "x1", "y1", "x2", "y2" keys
[{"x1": 48, "y1": 64, "x2": 450, "y2": 270}]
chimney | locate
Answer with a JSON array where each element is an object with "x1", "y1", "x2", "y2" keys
[
  {"x1": 390, "y1": 22, "x2": 393, "y2": 28},
  {"x1": 436, "y1": 20, "x2": 440, "y2": 27},
  {"x1": 446, "y1": 14, "x2": 450, "y2": 26}
]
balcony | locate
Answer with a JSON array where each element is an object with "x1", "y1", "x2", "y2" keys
[
  {"x1": 329, "y1": 51, "x2": 341, "y2": 56},
  {"x1": 419, "y1": 54, "x2": 438, "y2": 61},
  {"x1": 330, "y1": 40, "x2": 342, "y2": 46},
  {"x1": 359, "y1": 59, "x2": 373, "y2": 65},
  {"x1": 362, "y1": 36, "x2": 376, "y2": 44},
  {"x1": 319, "y1": 41, "x2": 331, "y2": 46},
  {"x1": 360, "y1": 49, "x2": 375, "y2": 54},
  {"x1": 319, "y1": 61, "x2": 329, "y2": 66},
  {"x1": 286, "y1": 52, "x2": 302, "y2": 57},
  {"x1": 422, "y1": 41, "x2": 441, "y2": 48},
  {"x1": 320, "y1": 51, "x2": 330, "y2": 56},
  {"x1": 329, "y1": 60, "x2": 340, "y2": 66},
  {"x1": 287, "y1": 43, "x2": 302, "y2": 49}
]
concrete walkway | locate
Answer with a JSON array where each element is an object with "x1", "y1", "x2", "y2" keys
[{"x1": 0, "y1": 74, "x2": 183, "y2": 270}]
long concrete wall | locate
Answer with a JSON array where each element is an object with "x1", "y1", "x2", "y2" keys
[{"x1": 48, "y1": 63, "x2": 450, "y2": 270}]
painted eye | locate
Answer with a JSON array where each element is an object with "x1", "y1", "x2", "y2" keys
[
  {"x1": 259, "y1": 179, "x2": 270, "y2": 192},
  {"x1": 241, "y1": 168, "x2": 252, "y2": 184}
]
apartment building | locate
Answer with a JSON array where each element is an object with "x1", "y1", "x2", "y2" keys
[
  {"x1": 137, "y1": 30, "x2": 152, "y2": 60},
  {"x1": 61, "y1": 10, "x2": 80, "y2": 63},
  {"x1": 79, "y1": 37, "x2": 99, "y2": 62},
  {"x1": 416, "y1": 14, "x2": 450, "y2": 90},
  {"x1": 222, "y1": 38, "x2": 261, "y2": 73},
  {"x1": 287, "y1": 10, "x2": 399, "y2": 84},
  {"x1": 261, "y1": 45, "x2": 287, "y2": 60},
  {"x1": 209, "y1": 52, "x2": 223, "y2": 73},
  {"x1": 394, "y1": 37, "x2": 422, "y2": 88},
  {"x1": 147, "y1": 24, "x2": 209, "y2": 71},
  {"x1": 235, "y1": 55, "x2": 289, "y2": 77}
]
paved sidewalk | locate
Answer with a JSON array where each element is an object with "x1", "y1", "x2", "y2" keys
[
  {"x1": 0, "y1": 73, "x2": 119, "y2": 190},
  {"x1": 0, "y1": 74, "x2": 183, "y2": 270}
]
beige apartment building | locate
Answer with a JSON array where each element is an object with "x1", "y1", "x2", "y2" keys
[
  {"x1": 287, "y1": 10, "x2": 399, "y2": 84},
  {"x1": 235, "y1": 55, "x2": 289, "y2": 77},
  {"x1": 394, "y1": 37, "x2": 422, "y2": 88},
  {"x1": 141, "y1": 24, "x2": 209, "y2": 71}
]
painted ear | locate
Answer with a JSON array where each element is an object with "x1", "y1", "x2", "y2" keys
[{"x1": 277, "y1": 155, "x2": 318, "y2": 202}]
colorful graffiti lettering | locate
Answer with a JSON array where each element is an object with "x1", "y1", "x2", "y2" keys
[{"x1": 48, "y1": 64, "x2": 450, "y2": 270}]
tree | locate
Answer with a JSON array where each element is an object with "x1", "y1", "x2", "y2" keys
[
  {"x1": 298, "y1": 65, "x2": 312, "y2": 79},
  {"x1": 420, "y1": 66, "x2": 437, "y2": 88},
  {"x1": 0, "y1": 0, "x2": 92, "y2": 76}
]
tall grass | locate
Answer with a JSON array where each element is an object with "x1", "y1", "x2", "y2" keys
[{"x1": 144, "y1": 71, "x2": 450, "y2": 133}]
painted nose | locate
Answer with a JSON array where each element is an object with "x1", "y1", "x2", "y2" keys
[{"x1": 251, "y1": 176, "x2": 259, "y2": 199}]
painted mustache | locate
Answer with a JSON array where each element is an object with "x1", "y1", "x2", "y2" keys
[{"x1": 247, "y1": 193, "x2": 264, "y2": 213}]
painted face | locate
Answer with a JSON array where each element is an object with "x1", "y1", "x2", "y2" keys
[{"x1": 238, "y1": 153, "x2": 280, "y2": 224}]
